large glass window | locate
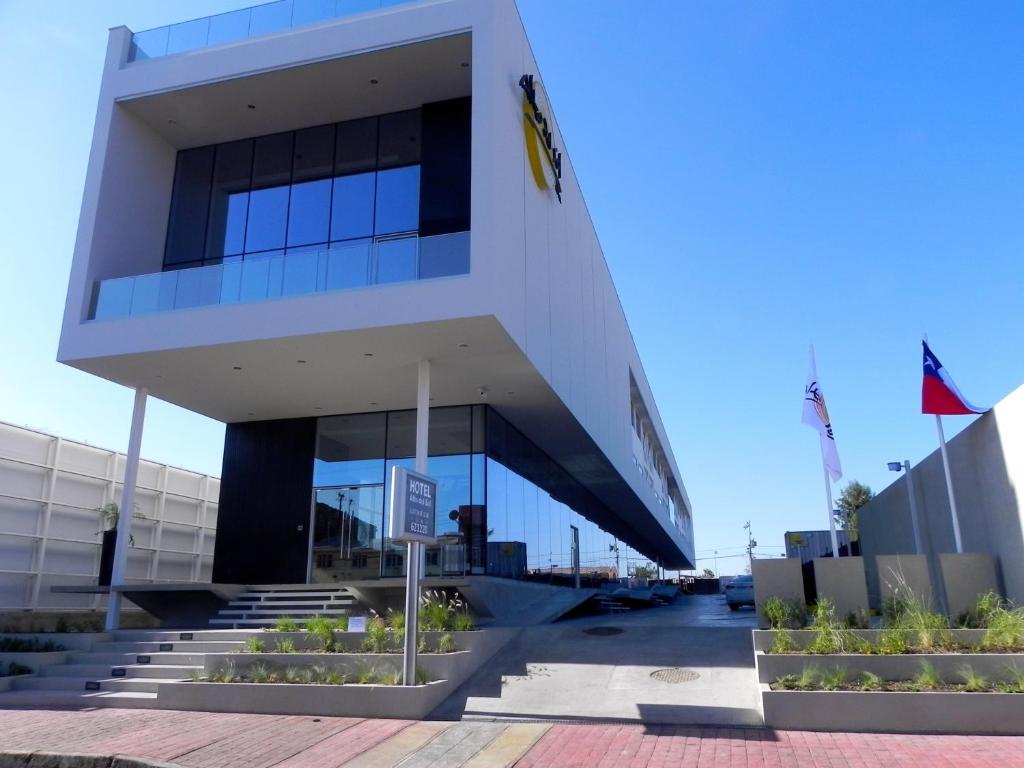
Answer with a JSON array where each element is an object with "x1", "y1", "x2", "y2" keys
[
  {"x1": 164, "y1": 147, "x2": 214, "y2": 267},
  {"x1": 205, "y1": 139, "x2": 252, "y2": 261}
]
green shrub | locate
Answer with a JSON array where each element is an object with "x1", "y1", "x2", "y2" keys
[
  {"x1": 878, "y1": 626, "x2": 909, "y2": 655},
  {"x1": 773, "y1": 674, "x2": 799, "y2": 690},
  {"x1": 306, "y1": 616, "x2": 338, "y2": 652},
  {"x1": 386, "y1": 610, "x2": 405, "y2": 635},
  {"x1": 0, "y1": 637, "x2": 64, "y2": 653},
  {"x1": 806, "y1": 598, "x2": 866, "y2": 654},
  {"x1": 795, "y1": 666, "x2": 819, "y2": 691},
  {"x1": 858, "y1": 671, "x2": 883, "y2": 691},
  {"x1": 249, "y1": 662, "x2": 271, "y2": 683},
  {"x1": 273, "y1": 617, "x2": 300, "y2": 633},
  {"x1": 243, "y1": 637, "x2": 266, "y2": 654},
  {"x1": 768, "y1": 629, "x2": 797, "y2": 654},
  {"x1": 362, "y1": 616, "x2": 389, "y2": 654},
  {"x1": 981, "y1": 605, "x2": 1024, "y2": 651},
  {"x1": 453, "y1": 611, "x2": 476, "y2": 632},
  {"x1": 437, "y1": 633, "x2": 456, "y2": 654},
  {"x1": 274, "y1": 638, "x2": 296, "y2": 654},
  {"x1": 844, "y1": 610, "x2": 870, "y2": 630},
  {"x1": 415, "y1": 666, "x2": 431, "y2": 685},
  {"x1": 913, "y1": 660, "x2": 941, "y2": 691},
  {"x1": 820, "y1": 666, "x2": 848, "y2": 691},
  {"x1": 997, "y1": 666, "x2": 1024, "y2": 693},
  {"x1": 381, "y1": 668, "x2": 402, "y2": 686},
  {"x1": 762, "y1": 596, "x2": 805, "y2": 630},
  {"x1": 355, "y1": 664, "x2": 377, "y2": 684},
  {"x1": 417, "y1": 634, "x2": 427, "y2": 654},
  {"x1": 959, "y1": 664, "x2": 988, "y2": 692},
  {"x1": 418, "y1": 590, "x2": 467, "y2": 631}
]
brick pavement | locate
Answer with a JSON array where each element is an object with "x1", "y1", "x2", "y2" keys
[{"x1": 1, "y1": 708, "x2": 1024, "y2": 767}]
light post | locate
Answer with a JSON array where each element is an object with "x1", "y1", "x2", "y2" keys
[{"x1": 888, "y1": 460, "x2": 923, "y2": 555}]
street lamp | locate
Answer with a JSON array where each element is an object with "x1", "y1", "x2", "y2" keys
[{"x1": 888, "y1": 459, "x2": 923, "y2": 555}]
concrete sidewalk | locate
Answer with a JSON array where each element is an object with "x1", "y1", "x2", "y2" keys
[
  {"x1": 432, "y1": 594, "x2": 762, "y2": 725},
  {"x1": 1, "y1": 708, "x2": 1022, "y2": 767}
]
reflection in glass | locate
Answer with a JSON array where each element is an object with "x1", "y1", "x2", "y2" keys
[
  {"x1": 207, "y1": 9, "x2": 251, "y2": 46},
  {"x1": 206, "y1": 139, "x2": 253, "y2": 260},
  {"x1": 287, "y1": 179, "x2": 331, "y2": 247},
  {"x1": 419, "y1": 231, "x2": 470, "y2": 279},
  {"x1": 375, "y1": 166, "x2": 420, "y2": 235},
  {"x1": 248, "y1": 0, "x2": 294, "y2": 38},
  {"x1": 376, "y1": 237, "x2": 418, "y2": 284},
  {"x1": 331, "y1": 173, "x2": 375, "y2": 241},
  {"x1": 325, "y1": 241, "x2": 370, "y2": 289},
  {"x1": 166, "y1": 18, "x2": 210, "y2": 55},
  {"x1": 245, "y1": 186, "x2": 289, "y2": 252},
  {"x1": 291, "y1": 0, "x2": 336, "y2": 28},
  {"x1": 281, "y1": 249, "x2": 320, "y2": 296},
  {"x1": 310, "y1": 485, "x2": 385, "y2": 582}
]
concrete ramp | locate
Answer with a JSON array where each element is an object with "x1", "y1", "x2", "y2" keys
[{"x1": 458, "y1": 578, "x2": 597, "y2": 625}]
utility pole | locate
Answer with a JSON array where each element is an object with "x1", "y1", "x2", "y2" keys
[{"x1": 744, "y1": 520, "x2": 757, "y2": 574}]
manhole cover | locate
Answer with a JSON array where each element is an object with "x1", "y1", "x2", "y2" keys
[
  {"x1": 583, "y1": 626, "x2": 624, "y2": 636},
  {"x1": 650, "y1": 668, "x2": 700, "y2": 684}
]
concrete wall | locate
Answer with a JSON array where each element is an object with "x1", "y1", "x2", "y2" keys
[
  {"x1": 0, "y1": 421, "x2": 218, "y2": 611},
  {"x1": 875, "y1": 554, "x2": 934, "y2": 610},
  {"x1": 859, "y1": 384, "x2": 1024, "y2": 603},
  {"x1": 752, "y1": 558, "x2": 804, "y2": 628},
  {"x1": 812, "y1": 557, "x2": 869, "y2": 618}
]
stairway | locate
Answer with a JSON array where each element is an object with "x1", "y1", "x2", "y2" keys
[
  {"x1": 0, "y1": 629, "x2": 251, "y2": 709},
  {"x1": 209, "y1": 585, "x2": 357, "y2": 628}
]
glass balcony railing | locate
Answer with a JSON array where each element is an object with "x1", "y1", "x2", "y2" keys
[
  {"x1": 89, "y1": 231, "x2": 469, "y2": 321},
  {"x1": 128, "y1": 0, "x2": 414, "y2": 62}
]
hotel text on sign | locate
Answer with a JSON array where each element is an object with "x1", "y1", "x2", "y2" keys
[{"x1": 388, "y1": 466, "x2": 437, "y2": 544}]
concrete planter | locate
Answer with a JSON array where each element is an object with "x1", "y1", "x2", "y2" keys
[
  {"x1": 211, "y1": 651, "x2": 471, "y2": 684},
  {"x1": 751, "y1": 629, "x2": 988, "y2": 653},
  {"x1": 0, "y1": 632, "x2": 109, "y2": 651},
  {"x1": 761, "y1": 686, "x2": 1024, "y2": 734},
  {"x1": 756, "y1": 650, "x2": 1024, "y2": 684},
  {"x1": 0, "y1": 652, "x2": 67, "y2": 673},
  {"x1": 158, "y1": 679, "x2": 451, "y2": 719}
]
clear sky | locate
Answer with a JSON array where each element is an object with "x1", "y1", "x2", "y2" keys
[{"x1": 1, "y1": 1, "x2": 1021, "y2": 575}]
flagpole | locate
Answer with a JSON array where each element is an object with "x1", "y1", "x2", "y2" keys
[
  {"x1": 822, "y1": 459, "x2": 839, "y2": 558},
  {"x1": 934, "y1": 414, "x2": 964, "y2": 554}
]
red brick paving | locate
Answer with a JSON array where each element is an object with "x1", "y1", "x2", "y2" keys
[{"x1": 1, "y1": 709, "x2": 1024, "y2": 767}]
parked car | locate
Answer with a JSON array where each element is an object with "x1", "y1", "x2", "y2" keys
[{"x1": 724, "y1": 574, "x2": 755, "y2": 610}]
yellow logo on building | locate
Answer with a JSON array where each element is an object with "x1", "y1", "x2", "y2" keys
[{"x1": 519, "y1": 74, "x2": 563, "y2": 202}]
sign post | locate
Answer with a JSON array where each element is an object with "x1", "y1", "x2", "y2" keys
[{"x1": 388, "y1": 465, "x2": 437, "y2": 686}]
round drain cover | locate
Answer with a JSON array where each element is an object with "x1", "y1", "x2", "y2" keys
[
  {"x1": 583, "y1": 626, "x2": 624, "y2": 636},
  {"x1": 651, "y1": 668, "x2": 700, "y2": 684}
]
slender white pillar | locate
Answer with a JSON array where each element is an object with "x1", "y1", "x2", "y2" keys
[
  {"x1": 935, "y1": 415, "x2": 964, "y2": 553},
  {"x1": 403, "y1": 360, "x2": 430, "y2": 685},
  {"x1": 105, "y1": 386, "x2": 148, "y2": 631},
  {"x1": 903, "y1": 460, "x2": 924, "y2": 555},
  {"x1": 823, "y1": 463, "x2": 839, "y2": 557}
]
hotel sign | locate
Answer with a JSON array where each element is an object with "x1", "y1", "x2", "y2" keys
[
  {"x1": 388, "y1": 466, "x2": 437, "y2": 544},
  {"x1": 519, "y1": 74, "x2": 563, "y2": 202}
]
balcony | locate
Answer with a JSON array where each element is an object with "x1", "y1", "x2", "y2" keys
[
  {"x1": 128, "y1": 0, "x2": 415, "y2": 62},
  {"x1": 89, "y1": 231, "x2": 468, "y2": 321}
]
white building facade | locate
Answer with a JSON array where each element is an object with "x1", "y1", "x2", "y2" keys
[
  {"x1": 58, "y1": 0, "x2": 694, "y2": 593},
  {"x1": 0, "y1": 421, "x2": 218, "y2": 611}
]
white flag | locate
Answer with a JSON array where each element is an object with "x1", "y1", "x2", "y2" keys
[{"x1": 803, "y1": 347, "x2": 842, "y2": 482}]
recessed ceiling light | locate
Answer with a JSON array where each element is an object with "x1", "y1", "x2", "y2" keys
[
  {"x1": 247, "y1": 104, "x2": 256, "y2": 110},
  {"x1": 167, "y1": 119, "x2": 177, "y2": 125},
  {"x1": 314, "y1": 407, "x2": 323, "y2": 411},
  {"x1": 247, "y1": 411, "x2": 255, "y2": 416},
  {"x1": 297, "y1": 360, "x2": 307, "y2": 364},
  {"x1": 370, "y1": 402, "x2": 377, "y2": 406},
  {"x1": 460, "y1": 62, "x2": 469, "y2": 68},
  {"x1": 458, "y1": 343, "x2": 469, "y2": 349},
  {"x1": 369, "y1": 78, "x2": 379, "y2": 85},
  {"x1": 507, "y1": 391, "x2": 515, "y2": 396},
  {"x1": 233, "y1": 366, "x2": 242, "y2": 371},
  {"x1": 364, "y1": 352, "x2": 374, "y2": 357}
]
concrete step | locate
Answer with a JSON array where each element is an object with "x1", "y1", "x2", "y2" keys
[
  {"x1": 13, "y1": 676, "x2": 167, "y2": 693},
  {"x1": 228, "y1": 600, "x2": 352, "y2": 608},
  {"x1": 217, "y1": 608, "x2": 352, "y2": 617},
  {"x1": 0, "y1": 689, "x2": 160, "y2": 708},
  {"x1": 91, "y1": 641, "x2": 244, "y2": 653},
  {"x1": 210, "y1": 618, "x2": 323, "y2": 627},
  {"x1": 68, "y1": 651, "x2": 207, "y2": 666},
  {"x1": 112, "y1": 629, "x2": 258, "y2": 642},
  {"x1": 236, "y1": 591, "x2": 352, "y2": 599},
  {"x1": 40, "y1": 663, "x2": 201, "y2": 679}
]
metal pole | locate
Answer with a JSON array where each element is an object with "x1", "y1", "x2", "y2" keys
[
  {"x1": 822, "y1": 461, "x2": 839, "y2": 557},
  {"x1": 903, "y1": 460, "x2": 924, "y2": 555},
  {"x1": 934, "y1": 415, "x2": 963, "y2": 554},
  {"x1": 403, "y1": 360, "x2": 430, "y2": 686},
  {"x1": 105, "y1": 386, "x2": 148, "y2": 631}
]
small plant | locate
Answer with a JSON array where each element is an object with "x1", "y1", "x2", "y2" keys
[
  {"x1": 381, "y1": 668, "x2": 402, "y2": 686},
  {"x1": 362, "y1": 616, "x2": 390, "y2": 654},
  {"x1": 210, "y1": 661, "x2": 236, "y2": 683},
  {"x1": 769, "y1": 629, "x2": 797, "y2": 654},
  {"x1": 820, "y1": 666, "x2": 848, "y2": 691},
  {"x1": 959, "y1": 665, "x2": 988, "y2": 692},
  {"x1": 419, "y1": 589, "x2": 466, "y2": 631},
  {"x1": 243, "y1": 637, "x2": 266, "y2": 654},
  {"x1": 806, "y1": 598, "x2": 865, "y2": 654},
  {"x1": 453, "y1": 611, "x2": 475, "y2": 632},
  {"x1": 858, "y1": 671, "x2": 883, "y2": 691},
  {"x1": 878, "y1": 626, "x2": 909, "y2": 655},
  {"x1": 355, "y1": 665, "x2": 377, "y2": 684},
  {"x1": 417, "y1": 634, "x2": 427, "y2": 654},
  {"x1": 335, "y1": 615, "x2": 349, "y2": 632},
  {"x1": 274, "y1": 638, "x2": 296, "y2": 654},
  {"x1": 773, "y1": 674, "x2": 799, "y2": 691},
  {"x1": 437, "y1": 633, "x2": 456, "y2": 654},
  {"x1": 913, "y1": 660, "x2": 941, "y2": 691},
  {"x1": 283, "y1": 666, "x2": 304, "y2": 684},
  {"x1": 273, "y1": 617, "x2": 300, "y2": 633},
  {"x1": 981, "y1": 603, "x2": 1024, "y2": 651},
  {"x1": 0, "y1": 638, "x2": 64, "y2": 653},
  {"x1": 306, "y1": 616, "x2": 338, "y2": 652},
  {"x1": 997, "y1": 666, "x2": 1024, "y2": 694},
  {"x1": 415, "y1": 666, "x2": 431, "y2": 685},
  {"x1": 249, "y1": 662, "x2": 271, "y2": 683},
  {"x1": 796, "y1": 666, "x2": 819, "y2": 691},
  {"x1": 322, "y1": 667, "x2": 347, "y2": 685},
  {"x1": 844, "y1": 610, "x2": 870, "y2": 630},
  {"x1": 386, "y1": 609, "x2": 405, "y2": 635},
  {"x1": 762, "y1": 596, "x2": 805, "y2": 630},
  {"x1": 2, "y1": 662, "x2": 32, "y2": 677}
]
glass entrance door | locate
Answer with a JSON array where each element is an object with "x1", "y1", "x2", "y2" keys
[{"x1": 309, "y1": 485, "x2": 385, "y2": 583}]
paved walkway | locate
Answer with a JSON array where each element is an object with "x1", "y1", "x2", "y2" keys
[
  {"x1": 1, "y1": 709, "x2": 1023, "y2": 767},
  {"x1": 433, "y1": 594, "x2": 761, "y2": 725}
]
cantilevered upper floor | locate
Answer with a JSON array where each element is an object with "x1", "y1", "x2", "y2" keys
[{"x1": 58, "y1": 0, "x2": 695, "y2": 568}]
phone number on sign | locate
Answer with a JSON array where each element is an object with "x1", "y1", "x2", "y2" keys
[{"x1": 409, "y1": 522, "x2": 430, "y2": 535}]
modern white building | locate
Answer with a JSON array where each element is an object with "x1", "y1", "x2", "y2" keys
[
  {"x1": 0, "y1": 420, "x2": 218, "y2": 612},
  {"x1": 57, "y1": 0, "x2": 693, "y2": 621}
]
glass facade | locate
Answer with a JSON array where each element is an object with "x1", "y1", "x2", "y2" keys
[
  {"x1": 308, "y1": 405, "x2": 655, "y2": 583},
  {"x1": 164, "y1": 110, "x2": 425, "y2": 273}
]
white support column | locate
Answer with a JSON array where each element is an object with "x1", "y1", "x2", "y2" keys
[
  {"x1": 935, "y1": 415, "x2": 964, "y2": 554},
  {"x1": 105, "y1": 386, "x2": 148, "y2": 631},
  {"x1": 150, "y1": 465, "x2": 168, "y2": 581},
  {"x1": 403, "y1": 360, "x2": 430, "y2": 686},
  {"x1": 823, "y1": 463, "x2": 839, "y2": 557}
]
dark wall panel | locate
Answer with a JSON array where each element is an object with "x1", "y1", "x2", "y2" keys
[
  {"x1": 213, "y1": 418, "x2": 317, "y2": 584},
  {"x1": 419, "y1": 97, "x2": 471, "y2": 237}
]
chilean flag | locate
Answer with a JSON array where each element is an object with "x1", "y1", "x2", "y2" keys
[{"x1": 922, "y1": 341, "x2": 988, "y2": 415}]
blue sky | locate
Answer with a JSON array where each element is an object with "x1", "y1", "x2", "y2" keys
[{"x1": 1, "y1": 1, "x2": 1021, "y2": 574}]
